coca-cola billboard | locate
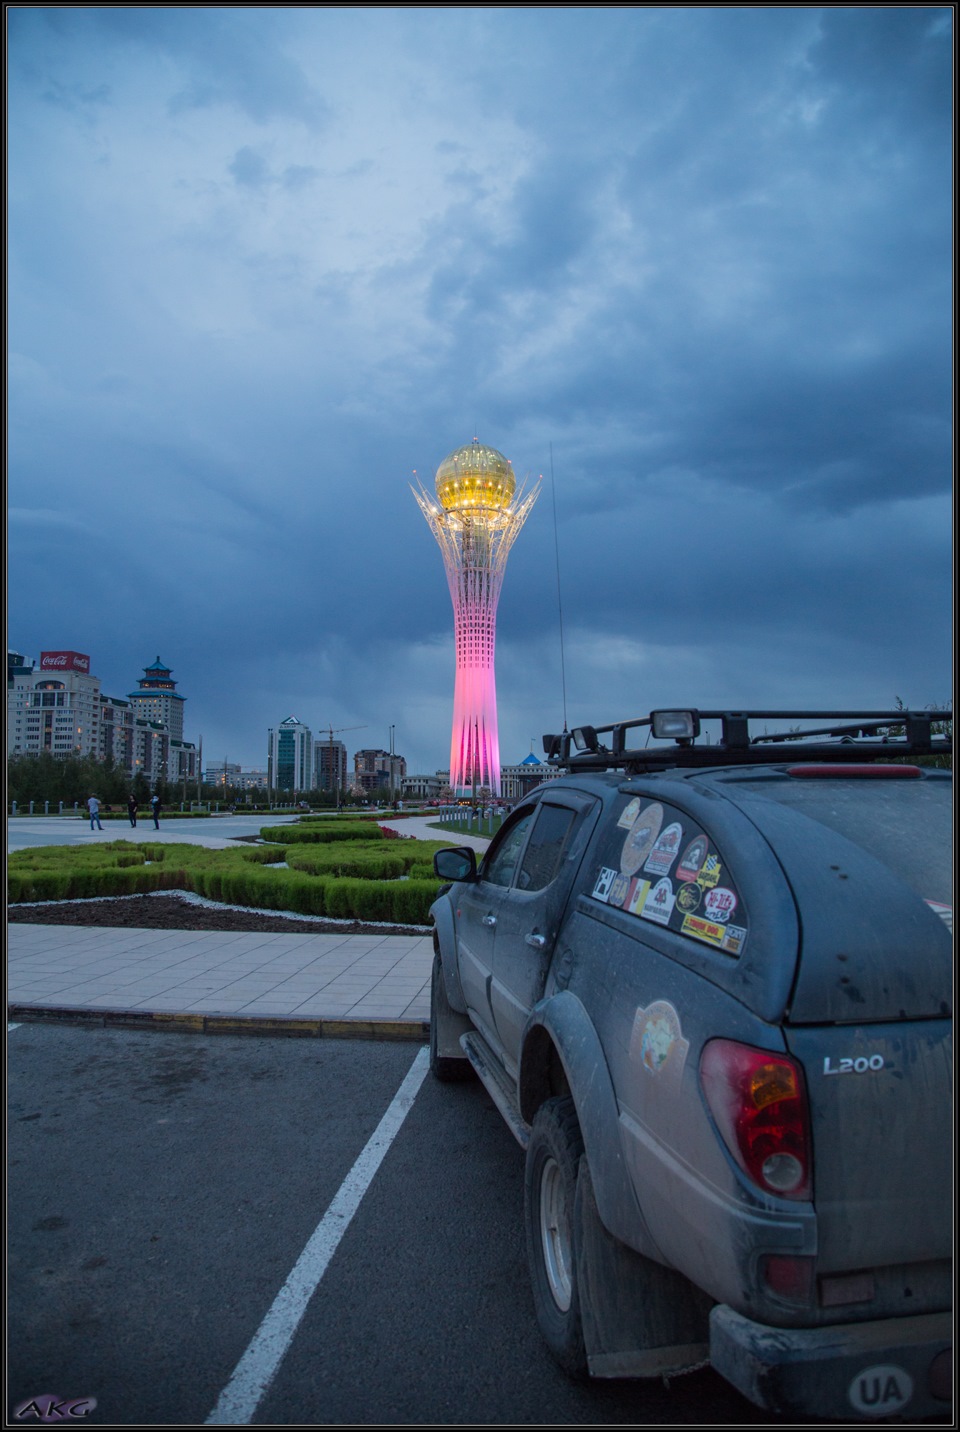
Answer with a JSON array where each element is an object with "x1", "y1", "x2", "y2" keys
[{"x1": 40, "y1": 650, "x2": 91, "y2": 674}]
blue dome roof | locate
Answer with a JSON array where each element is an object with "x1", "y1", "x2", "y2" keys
[{"x1": 521, "y1": 752, "x2": 541, "y2": 765}]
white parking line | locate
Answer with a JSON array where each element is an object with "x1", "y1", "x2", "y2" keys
[
  {"x1": 205, "y1": 1045, "x2": 430, "y2": 1425},
  {"x1": 8, "y1": 1024, "x2": 22, "y2": 1032}
]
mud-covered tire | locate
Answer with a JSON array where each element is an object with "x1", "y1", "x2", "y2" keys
[
  {"x1": 429, "y1": 949, "x2": 473, "y2": 1082},
  {"x1": 524, "y1": 1096, "x2": 588, "y2": 1377}
]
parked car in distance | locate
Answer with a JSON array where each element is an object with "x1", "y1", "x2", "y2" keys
[{"x1": 429, "y1": 708, "x2": 953, "y2": 1421}]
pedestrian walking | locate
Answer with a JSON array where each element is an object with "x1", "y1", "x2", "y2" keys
[
  {"x1": 150, "y1": 793, "x2": 161, "y2": 829},
  {"x1": 127, "y1": 793, "x2": 138, "y2": 828},
  {"x1": 87, "y1": 794, "x2": 103, "y2": 831}
]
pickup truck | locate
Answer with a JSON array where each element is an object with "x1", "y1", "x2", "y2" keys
[{"x1": 429, "y1": 709, "x2": 952, "y2": 1420}]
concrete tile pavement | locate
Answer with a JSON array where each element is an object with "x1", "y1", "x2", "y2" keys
[{"x1": 8, "y1": 923, "x2": 435, "y2": 1039}]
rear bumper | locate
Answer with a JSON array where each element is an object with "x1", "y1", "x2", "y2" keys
[{"x1": 710, "y1": 1305, "x2": 952, "y2": 1420}]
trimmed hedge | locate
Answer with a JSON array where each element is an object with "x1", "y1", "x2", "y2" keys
[
  {"x1": 259, "y1": 821, "x2": 385, "y2": 844},
  {"x1": 8, "y1": 836, "x2": 445, "y2": 924}
]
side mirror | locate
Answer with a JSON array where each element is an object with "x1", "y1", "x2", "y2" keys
[{"x1": 433, "y1": 846, "x2": 478, "y2": 883}]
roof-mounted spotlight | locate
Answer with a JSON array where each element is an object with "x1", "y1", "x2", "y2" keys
[
  {"x1": 572, "y1": 725, "x2": 602, "y2": 753},
  {"x1": 651, "y1": 710, "x2": 700, "y2": 743}
]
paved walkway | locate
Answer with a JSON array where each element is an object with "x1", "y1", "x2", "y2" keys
[{"x1": 7, "y1": 812, "x2": 490, "y2": 1040}]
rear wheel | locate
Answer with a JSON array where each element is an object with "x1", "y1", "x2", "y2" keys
[{"x1": 524, "y1": 1096, "x2": 587, "y2": 1376}]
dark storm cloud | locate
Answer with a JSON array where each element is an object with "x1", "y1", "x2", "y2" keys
[{"x1": 7, "y1": 7, "x2": 952, "y2": 772}]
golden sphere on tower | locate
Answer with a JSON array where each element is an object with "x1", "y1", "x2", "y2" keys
[{"x1": 435, "y1": 439, "x2": 516, "y2": 513}]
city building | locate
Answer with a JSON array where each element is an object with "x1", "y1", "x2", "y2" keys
[
  {"x1": 166, "y1": 737, "x2": 198, "y2": 788},
  {"x1": 413, "y1": 439, "x2": 539, "y2": 796},
  {"x1": 500, "y1": 752, "x2": 564, "y2": 802},
  {"x1": 205, "y1": 762, "x2": 242, "y2": 788},
  {"x1": 99, "y1": 695, "x2": 137, "y2": 770},
  {"x1": 8, "y1": 650, "x2": 102, "y2": 759},
  {"x1": 268, "y1": 716, "x2": 313, "y2": 793},
  {"x1": 237, "y1": 768, "x2": 269, "y2": 792},
  {"x1": 400, "y1": 771, "x2": 448, "y2": 801},
  {"x1": 352, "y1": 747, "x2": 406, "y2": 795},
  {"x1": 128, "y1": 656, "x2": 186, "y2": 740},
  {"x1": 314, "y1": 737, "x2": 348, "y2": 797},
  {"x1": 205, "y1": 764, "x2": 269, "y2": 793},
  {"x1": 7, "y1": 648, "x2": 197, "y2": 786}
]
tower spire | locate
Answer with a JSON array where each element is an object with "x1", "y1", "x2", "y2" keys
[{"x1": 412, "y1": 440, "x2": 540, "y2": 796}]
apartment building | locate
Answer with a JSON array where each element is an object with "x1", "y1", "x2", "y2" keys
[{"x1": 8, "y1": 649, "x2": 197, "y2": 785}]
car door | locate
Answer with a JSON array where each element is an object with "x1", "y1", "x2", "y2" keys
[
  {"x1": 454, "y1": 805, "x2": 538, "y2": 1049},
  {"x1": 489, "y1": 791, "x2": 599, "y2": 1076}
]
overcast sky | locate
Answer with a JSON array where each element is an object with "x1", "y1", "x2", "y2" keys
[{"x1": 8, "y1": 6, "x2": 953, "y2": 776}]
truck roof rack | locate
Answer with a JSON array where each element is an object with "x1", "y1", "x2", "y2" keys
[{"x1": 542, "y1": 709, "x2": 953, "y2": 774}]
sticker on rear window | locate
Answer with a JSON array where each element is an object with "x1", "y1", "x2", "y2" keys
[
  {"x1": 676, "y1": 834, "x2": 708, "y2": 882},
  {"x1": 640, "y1": 877, "x2": 675, "y2": 925},
  {"x1": 617, "y1": 796, "x2": 642, "y2": 830},
  {"x1": 625, "y1": 878, "x2": 651, "y2": 915},
  {"x1": 643, "y1": 821, "x2": 683, "y2": 877},
  {"x1": 721, "y1": 924, "x2": 747, "y2": 955},
  {"x1": 680, "y1": 913, "x2": 728, "y2": 947},
  {"x1": 592, "y1": 867, "x2": 618, "y2": 902},
  {"x1": 591, "y1": 796, "x2": 748, "y2": 957},
  {"x1": 704, "y1": 887, "x2": 738, "y2": 923},
  {"x1": 697, "y1": 852, "x2": 723, "y2": 889},
  {"x1": 620, "y1": 802, "x2": 664, "y2": 874},
  {"x1": 675, "y1": 881, "x2": 702, "y2": 915}
]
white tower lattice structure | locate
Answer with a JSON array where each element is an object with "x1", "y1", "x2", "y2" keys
[{"x1": 413, "y1": 439, "x2": 539, "y2": 795}]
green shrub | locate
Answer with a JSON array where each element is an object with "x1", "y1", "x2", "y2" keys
[
  {"x1": 241, "y1": 846, "x2": 289, "y2": 865},
  {"x1": 259, "y1": 821, "x2": 384, "y2": 844}
]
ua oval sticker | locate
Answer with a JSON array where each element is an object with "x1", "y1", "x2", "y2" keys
[{"x1": 848, "y1": 1365, "x2": 913, "y2": 1416}]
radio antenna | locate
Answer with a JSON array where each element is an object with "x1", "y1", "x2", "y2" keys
[{"x1": 550, "y1": 442, "x2": 569, "y2": 734}]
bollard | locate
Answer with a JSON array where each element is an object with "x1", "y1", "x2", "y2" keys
[
  {"x1": 11, "y1": 801, "x2": 16, "y2": 815},
  {"x1": 45, "y1": 801, "x2": 49, "y2": 814},
  {"x1": 59, "y1": 801, "x2": 63, "y2": 815},
  {"x1": 29, "y1": 801, "x2": 34, "y2": 815}
]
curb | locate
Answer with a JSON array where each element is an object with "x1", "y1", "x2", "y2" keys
[{"x1": 7, "y1": 1004, "x2": 429, "y2": 1043}]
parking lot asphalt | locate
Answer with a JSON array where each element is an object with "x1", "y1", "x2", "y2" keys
[{"x1": 7, "y1": 813, "x2": 491, "y2": 1040}]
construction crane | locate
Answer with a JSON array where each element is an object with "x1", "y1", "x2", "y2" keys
[{"x1": 320, "y1": 725, "x2": 366, "y2": 806}]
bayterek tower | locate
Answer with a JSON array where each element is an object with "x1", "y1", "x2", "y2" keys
[{"x1": 413, "y1": 439, "x2": 539, "y2": 796}]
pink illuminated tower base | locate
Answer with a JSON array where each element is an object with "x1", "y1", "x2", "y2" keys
[{"x1": 413, "y1": 440, "x2": 539, "y2": 796}]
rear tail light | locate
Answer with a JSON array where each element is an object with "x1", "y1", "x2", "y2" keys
[{"x1": 700, "y1": 1039, "x2": 812, "y2": 1200}]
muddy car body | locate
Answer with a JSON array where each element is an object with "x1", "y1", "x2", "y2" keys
[{"x1": 429, "y1": 709, "x2": 952, "y2": 1420}]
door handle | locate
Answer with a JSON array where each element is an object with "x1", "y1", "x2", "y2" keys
[
  {"x1": 525, "y1": 933, "x2": 546, "y2": 949},
  {"x1": 482, "y1": 914, "x2": 497, "y2": 927}
]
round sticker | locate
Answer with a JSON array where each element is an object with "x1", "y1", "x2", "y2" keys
[
  {"x1": 675, "y1": 882, "x2": 702, "y2": 915},
  {"x1": 621, "y1": 802, "x2": 664, "y2": 875},
  {"x1": 609, "y1": 872, "x2": 631, "y2": 908},
  {"x1": 705, "y1": 887, "x2": 737, "y2": 924}
]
